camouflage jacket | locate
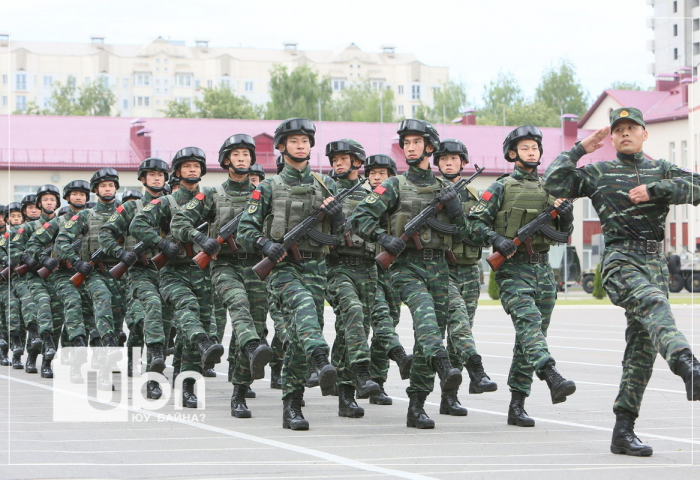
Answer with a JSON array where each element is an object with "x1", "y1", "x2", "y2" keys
[
  {"x1": 351, "y1": 164, "x2": 470, "y2": 244},
  {"x1": 543, "y1": 143, "x2": 700, "y2": 244},
  {"x1": 171, "y1": 177, "x2": 253, "y2": 251},
  {"x1": 99, "y1": 190, "x2": 160, "y2": 258},
  {"x1": 237, "y1": 162, "x2": 339, "y2": 253},
  {"x1": 54, "y1": 201, "x2": 118, "y2": 264},
  {"x1": 24, "y1": 206, "x2": 84, "y2": 261},
  {"x1": 9, "y1": 212, "x2": 54, "y2": 263},
  {"x1": 129, "y1": 186, "x2": 200, "y2": 248}
]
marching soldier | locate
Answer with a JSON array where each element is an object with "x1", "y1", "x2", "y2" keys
[
  {"x1": 352, "y1": 119, "x2": 467, "y2": 429},
  {"x1": 468, "y1": 125, "x2": 576, "y2": 427},
  {"x1": 544, "y1": 107, "x2": 700, "y2": 456},
  {"x1": 249, "y1": 163, "x2": 265, "y2": 186}
]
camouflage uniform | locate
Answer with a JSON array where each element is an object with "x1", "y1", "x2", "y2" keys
[
  {"x1": 237, "y1": 162, "x2": 338, "y2": 397},
  {"x1": 368, "y1": 268, "x2": 402, "y2": 382},
  {"x1": 544, "y1": 143, "x2": 699, "y2": 417}
]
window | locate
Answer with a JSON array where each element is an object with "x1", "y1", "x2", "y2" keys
[
  {"x1": 175, "y1": 74, "x2": 192, "y2": 87},
  {"x1": 175, "y1": 97, "x2": 192, "y2": 106},
  {"x1": 669, "y1": 142, "x2": 676, "y2": 163},
  {"x1": 1, "y1": 74, "x2": 6, "y2": 85},
  {"x1": 156, "y1": 58, "x2": 160, "y2": 63},
  {"x1": 412, "y1": 105, "x2": 417, "y2": 116},
  {"x1": 673, "y1": 24, "x2": 678, "y2": 36},
  {"x1": 581, "y1": 197, "x2": 599, "y2": 220},
  {"x1": 15, "y1": 96, "x2": 26, "y2": 111},
  {"x1": 123, "y1": 99, "x2": 128, "y2": 109},
  {"x1": 43, "y1": 75, "x2": 53, "y2": 87},
  {"x1": 333, "y1": 80, "x2": 345, "y2": 91},
  {"x1": 694, "y1": 42, "x2": 700, "y2": 55},
  {"x1": 433, "y1": 86, "x2": 440, "y2": 95},
  {"x1": 16, "y1": 73, "x2": 26, "y2": 90},
  {"x1": 398, "y1": 85, "x2": 403, "y2": 95},
  {"x1": 2, "y1": 96, "x2": 7, "y2": 106},
  {"x1": 245, "y1": 81, "x2": 254, "y2": 91},
  {"x1": 100, "y1": 76, "x2": 109, "y2": 88},
  {"x1": 681, "y1": 140, "x2": 687, "y2": 167},
  {"x1": 371, "y1": 81, "x2": 383, "y2": 90},
  {"x1": 133, "y1": 96, "x2": 151, "y2": 107},
  {"x1": 582, "y1": 248, "x2": 592, "y2": 271},
  {"x1": 14, "y1": 185, "x2": 42, "y2": 203},
  {"x1": 673, "y1": 1, "x2": 677, "y2": 12},
  {"x1": 195, "y1": 79, "x2": 200, "y2": 89},
  {"x1": 122, "y1": 78, "x2": 128, "y2": 89},
  {"x1": 694, "y1": 19, "x2": 699, "y2": 31},
  {"x1": 411, "y1": 84, "x2": 421, "y2": 100},
  {"x1": 207, "y1": 80, "x2": 213, "y2": 88},
  {"x1": 43, "y1": 98, "x2": 50, "y2": 108},
  {"x1": 221, "y1": 78, "x2": 231, "y2": 89},
  {"x1": 67, "y1": 77, "x2": 76, "y2": 87},
  {"x1": 84, "y1": 77, "x2": 90, "y2": 85},
  {"x1": 674, "y1": 48, "x2": 678, "y2": 60},
  {"x1": 134, "y1": 74, "x2": 151, "y2": 86},
  {"x1": 397, "y1": 105, "x2": 403, "y2": 115}
]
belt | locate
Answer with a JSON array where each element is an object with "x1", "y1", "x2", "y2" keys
[
  {"x1": 327, "y1": 255, "x2": 373, "y2": 266},
  {"x1": 511, "y1": 251, "x2": 549, "y2": 264},
  {"x1": 403, "y1": 248, "x2": 445, "y2": 261},
  {"x1": 608, "y1": 238, "x2": 663, "y2": 254},
  {"x1": 294, "y1": 251, "x2": 324, "y2": 260},
  {"x1": 218, "y1": 253, "x2": 262, "y2": 261}
]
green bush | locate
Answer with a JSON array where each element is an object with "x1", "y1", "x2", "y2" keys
[
  {"x1": 592, "y1": 263, "x2": 606, "y2": 299},
  {"x1": 488, "y1": 271, "x2": 500, "y2": 300}
]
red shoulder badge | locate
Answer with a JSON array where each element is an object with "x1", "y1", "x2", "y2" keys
[
  {"x1": 251, "y1": 190, "x2": 261, "y2": 200},
  {"x1": 195, "y1": 193, "x2": 205, "y2": 201},
  {"x1": 481, "y1": 191, "x2": 492, "y2": 201},
  {"x1": 43, "y1": 222, "x2": 51, "y2": 228},
  {"x1": 70, "y1": 215, "x2": 80, "y2": 221},
  {"x1": 116, "y1": 205, "x2": 124, "y2": 213},
  {"x1": 374, "y1": 186, "x2": 386, "y2": 195},
  {"x1": 150, "y1": 199, "x2": 161, "y2": 204},
  {"x1": 3, "y1": 232, "x2": 8, "y2": 238},
  {"x1": 17, "y1": 228, "x2": 24, "y2": 234}
]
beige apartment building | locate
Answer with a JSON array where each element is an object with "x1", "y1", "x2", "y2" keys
[
  {"x1": 646, "y1": 0, "x2": 700, "y2": 76},
  {"x1": 0, "y1": 35, "x2": 448, "y2": 119}
]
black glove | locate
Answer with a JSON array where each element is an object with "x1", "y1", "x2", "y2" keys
[
  {"x1": 40, "y1": 256, "x2": 59, "y2": 271},
  {"x1": 438, "y1": 186, "x2": 463, "y2": 220},
  {"x1": 490, "y1": 234, "x2": 517, "y2": 257},
  {"x1": 322, "y1": 198, "x2": 343, "y2": 218},
  {"x1": 556, "y1": 200, "x2": 574, "y2": 227},
  {"x1": 116, "y1": 249, "x2": 137, "y2": 266},
  {"x1": 258, "y1": 238, "x2": 286, "y2": 262},
  {"x1": 20, "y1": 252, "x2": 40, "y2": 271},
  {"x1": 194, "y1": 232, "x2": 221, "y2": 257},
  {"x1": 377, "y1": 233, "x2": 406, "y2": 256},
  {"x1": 74, "y1": 260, "x2": 93, "y2": 276},
  {"x1": 158, "y1": 239, "x2": 180, "y2": 258}
]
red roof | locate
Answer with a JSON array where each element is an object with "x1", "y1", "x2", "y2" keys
[
  {"x1": 0, "y1": 114, "x2": 618, "y2": 175},
  {"x1": 579, "y1": 86, "x2": 690, "y2": 127}
]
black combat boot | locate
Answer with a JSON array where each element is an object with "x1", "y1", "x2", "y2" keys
[
  {"x1": 194, "y1": 333, "x2": 224, "y2": 367},
  {"x1": 147, "y1": 380, "x2": 162, "y2": 400},
  {"x1": 352, "y1": 362, "x2": 381, "y2": 398},
  {"x1": 11, "y1": 333, "x2": 24, "y2": 356},
  {"x1": 610, "y1": 411, "x2": 653, "y2": 456},
  {"x1": 203, "y1": 368, "x2": 216, "y2": 377},
  {"x1": 245, "y1": 388, "x2": 256, "y2": 399},
  {"x1": 369, "y1": 380, "x2": 393, "y2": 405},
  {"x1": 440, "y1": 388, "x2": 468, "y2": 416},
  {"x1": 407, "y1": 392, "x2": 435, "y2": 429},
  {"x1": 40, "y1": 357, "x2": 54, "y2": 378},
  {"x1": 673, "y1": 349, "x2": 700, "y2": 401},
  {"x1": 466, "y1": 354, "x2": 498, "y2": 394},
  {"x1": 537, "y1": 361, "x2": 576, "y2": 404},
  {"x1": 172, "y1": 365, "x2": 180, "y2": 385},
  {"x1": 507, "y1": 391, "x2": 535, "y2": 427},
  {"x1": 270, "y1": 363, "x2": 282, "y2": 389},
  {"x1": 41, "y1": 331, "x2": 56, "y2": 361},
  {"x1": 243, "y1": 340, "x2": 273, "y2": 380},
  {"x1": 433, "y1": 354, "x2": 462, "y2": 393},
  {"x1": 102, "y1": 334, "x2": 122, "y2": 365},
  {"x1": 182, "y1": 378, "x2": 198, "y2": 408},
  {"x1": 148, "y1": 344, "x2": 165, "y2": 374},
  {"x1": 338, "y1": 384, "x2": 364, "y2": 418},
  {"x1": 282, "y1": 390, "x2": 309, "y2": 430},
  {"x1": 0, "y1": 332, "x2": 9, "y2": 366},
  {"x1": 25, "y1": 351, "x2": 38, "y2": 374},
  {"x1": 72, "y1": 335, "x2": 88, "y2": 364},
  {"x1": 231, "y1": 385, "x2": 252, "y2": 418},
  {"x1": 27, "y1": 324, "x2": 42, "y2": 352},
  {"x1": 118, "y1": 331, "x2": 127, "y2": 347},
  {"x1": 305, "y1": 364, "x2": 320, "y2": 388},
  {"x1": 388, "y1": 346, "x2": 413, "y2": 380},
  {"x1": 311, "y1": 348, "x2": 338, "y2": 396},
  {"x1": 12, "y1": 352, "x2": 23, "y2": 370}
]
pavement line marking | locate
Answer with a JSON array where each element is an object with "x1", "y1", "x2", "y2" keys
[
  {"x1": 419, "y1": 464, "x2": 698, "y2": 474},
  {"x1": 479, "y1": 353, "x2": 678, "y2": 375},
  {"x1": 0, "y1": 373, "x2": 437, "y2": 480}
]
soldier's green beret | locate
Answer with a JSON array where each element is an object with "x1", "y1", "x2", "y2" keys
[{"x1": 610, "y1": 107, "x2": 645, "y2": 129}]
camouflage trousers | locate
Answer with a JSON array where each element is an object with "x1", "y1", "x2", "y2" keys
[
  {"x1": 210, "y1": 256, "x2": 267, "y2": 385},
  {"x1": 0, "y1": 282, "x2": 19, "y2": 344},
  {"x1": 25, "y1": 272, "x2": 64, "y2": 349},
  {"x1": 389, "y1": 253, "x2": 450, "y2": 396},
  {"x1": 602, "y1": 248, "x2": 692, "y2": 417},
  {"x1": 369, "y1": 269, "x2": 402, "y2": 382},
  {"x1": 128, "y1": 266, "x2": 169, "y2": 347},
  {"x1": 447, "y1": 263, "x2": 482, "y2": 369},
  {"x1": 267, "y1": 258, "x2": 328, "y2": 397},
  {"x1": 52, "y1": 269, "x2": 88, "y2": 341},
  {"x1": 84, "y1": 269, "x2": 127, "y2": 340},
  {"x1": 267, "y1": 280, "x2": 289, "y2": 371},
  {"x1": 496, "y1": 259, "x2": 556, "y2": 396},
  {"x1": 12, "y1": 278, "x2": 37, "y2": 351},
  {"x1": 211, "y1": 294, "x2": 227, "y2": 342},
  {"x1": 159, "y1": 263, "x2": 213, "y2": 373}
]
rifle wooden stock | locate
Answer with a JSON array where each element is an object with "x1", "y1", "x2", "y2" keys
[
  {"x1": 485, "y1": 238, "x2": 523, "y2": 271},
  {"x1": 70, "y1": 265, "x2": 93, "y2": 287},
  {"x1": 109, "y1": 262, "x2": 130, "y2": 281},
  {"x1": 151, "y1": 253, "x2": 169, "y2": 270},
  {"x1": 252, "y1": 257, "x2": 277, "y2": 281},
  {"x1": 192, "y1": 234, "x2": 238, "y2": 271},
  {"x1": 0, "y1": 267, "x2": 10, "y2": 281},
  {"x1": 36, "y1": 266, "x2": 52, "y2": 280},
  {"x1": 374, "y1": 232, "x2": 421, "y2": 271},
  {"x1": 14, "y1": 264, "x2": 30, "y2": 277}
]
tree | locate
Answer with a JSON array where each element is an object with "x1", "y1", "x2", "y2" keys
[
  {"x1": 479, "y1": 71, "x2": 524, "y2": 122},
  {"x1": 415, "y1": 80, "x2": 467, "y2": 124},
  {"x1": 327, "y1": 80, "x2": 395, "y2": 123},
  {"x1": 266, "y1": 65, "x2": 332, "y2": 120},
  {"x1": 77, "y1": 80, "x2": 116, "y2": 116},
  {"x1": 195, "y1": 84, "x2": 262, "y2": 119},
  {"x1": 18, "y1": 75, "x2": 116, "y2": 116},
  {"x1": 609, "y1": 81, "x2": 644, "y2": 91},
  {"x1": 534, "y1": 59, "x2": 589, "y2": 118},
  {"x1": 488, "y1": 271, "x2": 500, "y2": 300},
  {"x1": 162, "y1": 99, "x2": 194, "y2": 118},
  {"x1": 592, "y1": 263, "x2": 606, "y2": 299}
]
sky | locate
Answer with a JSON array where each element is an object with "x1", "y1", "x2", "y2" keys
[{"x1": 1, "y1": 0, "x2": 656, "y2": 107}]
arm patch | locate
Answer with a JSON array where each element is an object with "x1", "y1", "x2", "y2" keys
[
  {"x1": 116, "y1": 205, "x2": 124, "y2": 213},
  {"x1": 195, "y1": 192, "x2": 205, "y2": 201},
  {"x1": 251, "y1": 190, "x2": 261, "y2": 200},
  {"x1": 71, "y1": 215, "x2": 80, "y2": 221},
  {"x1": 374, "y1": 186, "x2": 386, "y2": 195},
  {"x1": 150, "y1": 199, "x2": 161, "y2": 205},
  {"x1": 481, "y1": 191, "x2": 492, "y2": 201}
]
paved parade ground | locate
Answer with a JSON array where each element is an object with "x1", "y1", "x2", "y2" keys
[{"x1": 1, "y1": 299, "x2": 698, "y2": 480}]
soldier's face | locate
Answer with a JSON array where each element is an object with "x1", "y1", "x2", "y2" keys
[
  {"x1": 509, "y1": 139, "x2": 540, "y2": 162},
  {"x1": 226, "y1": 148, "x2": 252, "y2": 171},
  {"x1": 367, "y1": 168, "x2": 389, "y2": 187},
  {"x1": 249, "y1": 175, "x2": 261, "y2": 186},
  {"x1": 178, "y1": 161, "x2": 202, "y2": 180},
  {"x1": 9, "y1": 212, "x2": 23, "y2": 225},
  {"x1": 98, "y1": 181, "x2": 116, "y2": 198},
  {"x1": 0, "y1": 216, "x2": 5, "y2": 227},
  {"x1": 331, "y1": 154, "x2": 353, "y2": 175},
  {"x1": 438, "y1": 154, "x2": 464, "y2": 175},
  {"x1": 611, "y1": 120, "x2": 647, "y2": 154},
  {"x1": 41, "y1": 195, "x2": 57, "y2": 211},
  {"x1": 281, "y1": 135, "x2": 311, "y2": 158},
  {"x1": 404, "y1": 135, "x2": 430, "y2": 159},
  {"x1": 69, "y1": 191, "x2": 87, "y2": 205},
  {"x1": 24, "y1": 205, "x2": 41, "y2": 218},
  {"x1": 143, "y1": 171, "x2": 165, "y2": 188}
]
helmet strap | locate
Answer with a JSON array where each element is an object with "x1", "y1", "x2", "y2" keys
[
  {"x1": 97, "y1": 194, "x2": 116, "y2": 202},
  {"x1": 406, "y1": 145, "x2": 429, "y2": 166},
  {"x1": 182, "y1": 177, "x2": 201, "y2": 184},
  {"x1": 142, "y1": 182, "x2": 165, "y2": 193},
  {"x1": 67, "y1": 201, "x2": 85, "y2": 210}
]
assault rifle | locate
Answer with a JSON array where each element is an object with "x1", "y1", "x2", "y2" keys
[
  {"x1": 109, "y1": 240, "x2": 151, "y2": 281},
  {"x1": 193, "y1": 212, "x2": 244, "y2": 270},
  {"x1": 36, "y1": 238, "x2": 82, "y2": 280},
  {"x1": 375, "y1": 165, "x2": 485, "y2": 271},
  {"x1": 150, "y1": 222, "x2": 209, "y2": 270},
  {"x1": 486, "y1": 201, "x2": 572, "y2": 271},
  {"x1": 252, "y1": 178, "x2": 368, "y2": 281},
  {"x1": 14, "y1": 246, "x2": 52, "y2": 277},
  {"x1": 70, "y1": 248, "x2": 107, "y2": 287}
]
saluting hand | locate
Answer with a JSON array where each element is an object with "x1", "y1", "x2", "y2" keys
[
  {"x1": 629, "y1": 185, "x2": 650, "y2": 204},
  {"x1": 581, "y1": 127, "x2": 609, "y2": 154}
]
